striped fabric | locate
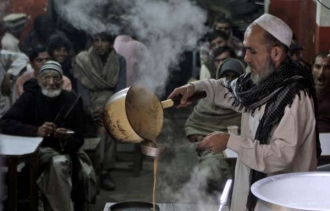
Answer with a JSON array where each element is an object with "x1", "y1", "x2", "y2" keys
[{"x1": 39, "y1": 61, "x2": 63, "y2": 76}]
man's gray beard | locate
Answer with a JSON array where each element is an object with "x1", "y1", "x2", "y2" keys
[
  {"x1": 41, "y1": 87, "x2": 62, "y2": 98},
  {"x1": 250, "y1": 57, "x2": 276, "y2": 85}
]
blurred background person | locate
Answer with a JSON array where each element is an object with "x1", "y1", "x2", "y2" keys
[
  {"x1": 47, "y1": 33, "x2": 76, "y2": 91},
  {"x1": 0, "y1": 21, "x2": 30, "y2": 114},
  {"x1": 114, "y1": 33, "x2": 150, "y2": 87},
  {"x1": 1, "y1": 13, "x2": 28, "y2": 52},
  {"x1": 200, "y1": 30, "x2": 229, "y2": 65},
  {"x1": 289, "y1": 39, "x2": 311, "y2": 71},
  {"x1": 185, "y1": 58, "x2": 245, "y2": 197},
  {"x1": 212, "y1": 15, "x2": 244, "y2": 59},
  {"x1": 73, "y1": 31, "x2": 126, "y2": 190},
  {"x1": 21, "y1": 14, "x2": 66, "y2": 54},
  {"x1": 199, "y1": 31, "x2": 231, "y2": 80},
  {"x1": 312, "y1": 51, "x2": 330, "y2": 132},
  {"x1": 200, "y1": 45, "x2": 236, "y2": 80}
]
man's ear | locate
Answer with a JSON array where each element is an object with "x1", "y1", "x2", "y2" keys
[{"x1": 271, "y1": 46, "x2": 284, "y2": 62}]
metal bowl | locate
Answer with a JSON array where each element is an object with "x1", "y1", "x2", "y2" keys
[
  {"x1": 140, "y1": 142, "x2": 167, "y2": 157},
  {"x1": 251, "y1": 172, "x2": 330, "y2": 210}
]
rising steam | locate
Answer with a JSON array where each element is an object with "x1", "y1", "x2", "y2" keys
[{"x1": 54, "y1": 0, "x2": 207, "y2": 96}]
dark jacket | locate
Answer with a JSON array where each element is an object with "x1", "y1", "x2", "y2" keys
[{"x1": 0, "y1": 79, "x2": 84, "y2": 154}]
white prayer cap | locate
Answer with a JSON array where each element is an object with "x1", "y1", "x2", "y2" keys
[{"x1": 253, "y1": 13, "x2": 292, "y2": 48}]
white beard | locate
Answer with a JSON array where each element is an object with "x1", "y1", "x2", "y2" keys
[
  {"x1": 41, "y1": 88, "x2": 62, "y2": 98},
  {"x1": 250, "y1": 57, "x2": 276, "y2": 85}
]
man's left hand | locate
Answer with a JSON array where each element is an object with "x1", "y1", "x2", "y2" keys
[
  {"x1": 54, "y1": 128, "x2": 71, "y2": 140},
  {"x1": 197, "y1": 131, "x2": 230, "y2": 153}
]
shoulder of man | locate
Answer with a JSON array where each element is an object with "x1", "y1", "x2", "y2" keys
[
  {"x1": 75, "y1": 50, "x2": 89, "y2": 59},
  {"x1": 23, "y1": 78, "x2": 39, "y2": 93}
]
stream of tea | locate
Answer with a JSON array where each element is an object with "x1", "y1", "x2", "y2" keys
[
  {"x1": 151, "y1": 139, "x2": 158, "y2": 211},
  {"x1": 153, "y1": 157, "x2": 158, "y2": 211}
]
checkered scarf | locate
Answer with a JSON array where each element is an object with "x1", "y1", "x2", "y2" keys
[{"x1": 226, "y1": 58, "x2": 321, "y2": 211}]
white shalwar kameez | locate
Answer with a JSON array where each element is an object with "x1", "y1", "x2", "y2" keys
[{"x1": 192, "y1": 78, "x2": 317, "y2": 211}]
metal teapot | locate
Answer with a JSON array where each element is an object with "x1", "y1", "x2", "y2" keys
[{"x1": 102, "y1": 84, "x2": 206, "y2": 156}]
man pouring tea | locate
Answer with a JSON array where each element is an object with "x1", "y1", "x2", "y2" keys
[{"x1": 168, "y1": 14, "x2": 320, "y2": 211}]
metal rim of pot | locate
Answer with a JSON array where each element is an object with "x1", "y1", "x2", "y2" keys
[
  {"x1": 109, "y1": 201, "x2": 160, "y2": 210},
  {"x1": 251, "y1": 172, "x2": 330, "y2": 211}
]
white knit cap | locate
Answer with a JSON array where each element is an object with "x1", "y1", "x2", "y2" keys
[{"x1": 253, "y1": 13, "x2": 292, "y2": 48}]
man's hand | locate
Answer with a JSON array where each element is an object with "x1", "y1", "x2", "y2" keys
[
  {"x1": 188, "y1": 134, "x2": 204, "y2": 143},
  {"x1": 37, "y1": 122, "x2": 56, "y2": 137},
  {"x1": 197, "y1": 131, "x2": 230, "y2": 153},
  {"x1": 54, "y1": 128, "x2": 71, "y2": 140},
  {"x1": 167, "y1": 84, "x2": 195, "y2": 108},
  {"x1": 1, "y1": 73, "x2": 11, "y2": 96}
]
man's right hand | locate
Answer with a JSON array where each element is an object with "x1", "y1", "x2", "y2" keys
[
  {"x1": 167, "y1": 83, "x2": 196, "y2": 108},
  {"x1": 37, "y1": 122, "x2": 56, "y2": 137}
]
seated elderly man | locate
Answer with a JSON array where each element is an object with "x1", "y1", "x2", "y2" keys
[
  {"x1": 15, "y1": 45, "x2": 72, "y2": 99},
  {"x1": 312, "y1": 51, "x2": 330, "y2": 132},
  {"x1": 0, "y1": 61, "x2": 98, "y2": 211},
  {"x1": 185, "y1": 58, "x2": 245, "y2": 195}
]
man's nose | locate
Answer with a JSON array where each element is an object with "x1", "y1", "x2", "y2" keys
[
  {"x1": 95, "y1": 40, "x2": 101, "y2": 46},
  {"x1": 49, "y1": 77, "x2": 54, "y2": 84},
  {"x1": 244, "y1": 52, "x2": 251, "y2": 63},
  {"x1": 319, "y1": 67, "x2": 325, "y2": 77}
]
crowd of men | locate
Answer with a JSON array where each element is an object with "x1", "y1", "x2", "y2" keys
[{"x1": 0, "y1": 9, "x2": 329, "y2": 211}]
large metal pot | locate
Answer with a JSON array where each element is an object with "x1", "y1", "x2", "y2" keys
[
  {"x1": 103, "y1": 84, "x2": 163, "y2": 143},
  {"x1": 251, "y1": 172, "x2": 330, "y2": 211}
]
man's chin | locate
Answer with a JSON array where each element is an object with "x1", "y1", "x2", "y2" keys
[
  {"x1": 41, "y1": 89, "x2": 62, "y2": 98},
  {"x1": 251, "y1": 74, "x2": 260, "y2": 85}
]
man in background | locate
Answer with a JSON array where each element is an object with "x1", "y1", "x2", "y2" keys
[
  {"x1": 289, "y1": 39, "x2": 311, "y2": 71},
  {"x1": 73, "y1": 31, "x2": 126, "y2": 190},
  {"x1": 199, "y1": 31, "x2": 231, "y2": 80},
  {"x1": 114, "y1": 34, "x2": 150, "y2": 86},
  {"x1": 200, "y1": 45, "x2": 236, "y2": 80},
  {"x1": 312, "y1": 51, "x2": 330, "y2": 132},
  {"x1": 212, "y1": 15, "x2": 244, "y2": 59},
  {"x1": 185, "y1": 58, "x2": 245, "y2": 196},
  {"x1": 1, "y1": 13, "x2": 28, "y2": 52},
  {"x1": 0, "y1": 21, "x2": 30, "y2": 115}
]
